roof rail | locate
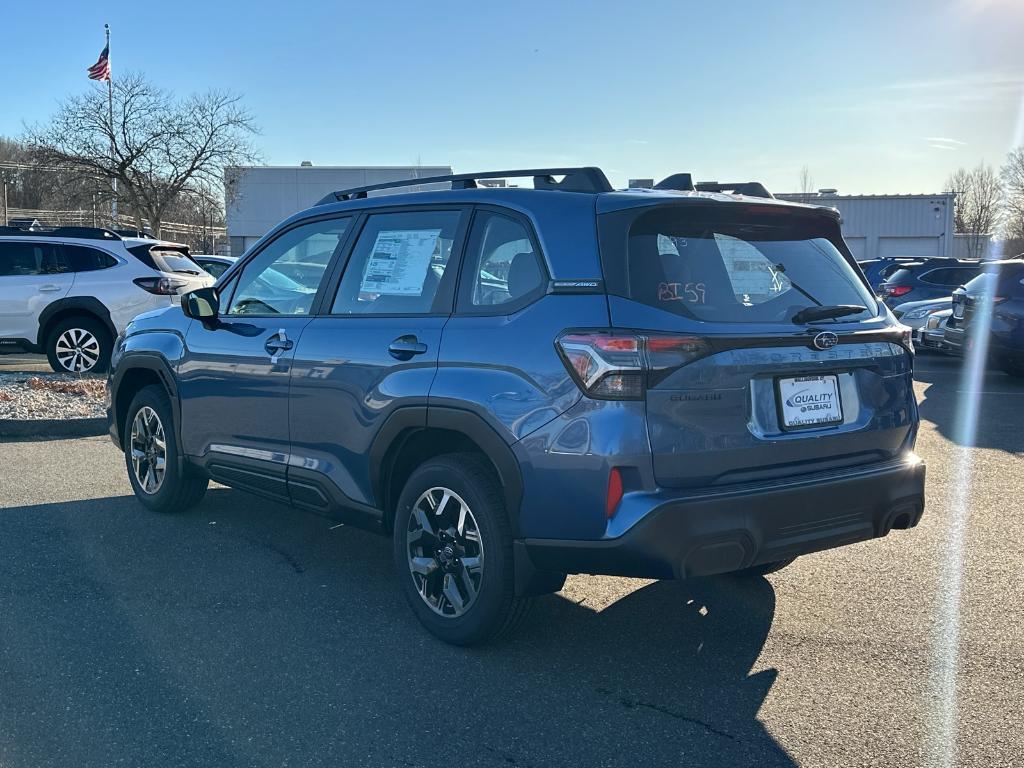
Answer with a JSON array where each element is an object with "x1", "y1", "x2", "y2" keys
[
  {"x1": 0, "y1": 226, "x2": 123, "y2": 241},
  {"x1": 693, "y1": 181, "x2": 774, "y2": 199},
  {"x1": 316, "y1": 166, "x2": 614, "y2": 204}
]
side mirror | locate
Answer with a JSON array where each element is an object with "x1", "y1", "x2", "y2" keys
[{"x1": 182, "y1": 287, "x2": 220, "y2": 321}]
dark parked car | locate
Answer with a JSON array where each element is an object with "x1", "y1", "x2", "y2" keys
[
  {"x1": 860, "y1": 256, "x2": 925, "y2": 293},
  {"x1": 107, "y1": 167, "x2": 926, "y2": 644},
  {"x1": 880, "y1": 258, "x2": 984, "y2": 308},
  {"x1": 944, "y1": 260, "x2": 1024, "y2": 377}
]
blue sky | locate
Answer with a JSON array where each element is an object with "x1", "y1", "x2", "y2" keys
[{"x1": 5, "y1": 0, "x2": 1023, "y2": 193}]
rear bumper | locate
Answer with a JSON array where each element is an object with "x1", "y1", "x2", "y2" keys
[{"x1": 523, "y1": 454, "x2": 925, "y2": 580}]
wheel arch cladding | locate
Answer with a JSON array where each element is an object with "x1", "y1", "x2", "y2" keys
[
  {"x1": 111, "y1": 355, "x2": 180, "y2": 451},
  {"x1": 371, "y1": 407, "x2": 525, "y2": 536},
  {"x1": 38, "y1": 297, "x2": 116, "y2": 346}
]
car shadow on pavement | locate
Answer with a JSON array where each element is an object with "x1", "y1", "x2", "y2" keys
[
  {"x1": 914, "y1": 355, "x2": 1024, "y2": 452},
  {"x1": 0, "y1": 487, "x2": 793, "y2": 768}
]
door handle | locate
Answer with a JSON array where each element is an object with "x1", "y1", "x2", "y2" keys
[
  {"x1": 388, "y1": 335, "x2": 428, "y2": 360},
  {"x1": 264, "y1": 329, "x2": 294, "y2": 361},
  {"x1": 38, "y1": 284, "x2": 62, "y2": 292}
]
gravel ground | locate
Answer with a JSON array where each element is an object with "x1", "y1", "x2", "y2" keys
[{"x1": 0, "y1": 372, "x2": 106, "y2": 420}]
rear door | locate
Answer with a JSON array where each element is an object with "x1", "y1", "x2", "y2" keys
[
  {"x1": 598, "y1": 202, "x2": 915, "y2": 489},
  {"x1": 178, "y1": 216, "x2": 352, "y2": 501},
  {"x1": 286, "y1": 208, "x2": 468, "y2": 514},
  {"x1": 0, "y1": 240, "x2": 74, "y2": 343}
]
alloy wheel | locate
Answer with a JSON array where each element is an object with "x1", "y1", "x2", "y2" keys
[
  {"x1": 54, "y1": 328, "x2": 101, "y2": 373},
  {"x1": 130, "y1": 406, "x2": 167, "y2": 494},
  {"x1": 406, "y1": 487, "x2": 485, "y2": 617}
]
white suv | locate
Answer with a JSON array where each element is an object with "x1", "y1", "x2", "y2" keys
[{"x1": 0, "y1": 227, "x2": 214, "y2": 373}]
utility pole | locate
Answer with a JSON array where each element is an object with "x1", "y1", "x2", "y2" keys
[{"x1": 1, "y1": 170, "x2": 8, "y2": 227}]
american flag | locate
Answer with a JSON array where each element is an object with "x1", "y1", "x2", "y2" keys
[{"x1": 87, "y1": 44, "x2": 110, "y2": 82}]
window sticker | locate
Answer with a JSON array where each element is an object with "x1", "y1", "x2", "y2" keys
[{"x1": 360, "y1": 229, "x2": 441, "y2": 296}]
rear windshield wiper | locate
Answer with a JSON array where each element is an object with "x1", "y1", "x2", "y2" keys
[{"x1": 791, "y1": 304, "x2": 867, "y2": 324}]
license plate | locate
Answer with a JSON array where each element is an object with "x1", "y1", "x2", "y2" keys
[{"x1": 776, "y1": 374, "x2": 843, "y2": 429}]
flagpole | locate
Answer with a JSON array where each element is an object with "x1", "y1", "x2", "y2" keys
[{"x1": 106, "y1": 23, "x2": 118, "y2": 227}]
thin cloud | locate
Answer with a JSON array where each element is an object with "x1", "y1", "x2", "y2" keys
[
  {"x1": 929, "y1": 143, "x2": 959, "y2": 150},
  {"x1": 925, "y1": 137, "x2": 967, "y2": 146}
]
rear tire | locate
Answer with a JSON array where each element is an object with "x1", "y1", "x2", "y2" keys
[
  {"x1": 124, "y1": 385, "x2": 207, "y2": 513},
  {"x1": 731, "y1": 557, "x2": 797, "y2": 577},
  {"x1": 393, "y1": 453, "x2": 532, "y2": 645},
  {"x1": 45, "y1": 316, "x2": 111, "y2": 374}
]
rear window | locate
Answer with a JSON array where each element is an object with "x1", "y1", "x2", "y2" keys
[
  {"x1": 600, "y1": 205, "x2": 876, "y2": 323},
  {"x1": 127, "y1": 243, "x2": 202, "y2": 275},
  {"x1": 885, "y1": 268, "x2": 914, "y2": 284},
  {"x1": 965, "y1": 265, "x2": 1024, "y2": 296}
]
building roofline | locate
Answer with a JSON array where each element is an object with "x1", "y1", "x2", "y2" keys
[
  {"x1": 777, "y1": 192, "x2": 954, "y2": 200},
  {"x1": 224, "y1": 165, "x2": 452, "y2": 171}
]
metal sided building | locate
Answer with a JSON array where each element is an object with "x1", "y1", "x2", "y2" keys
[
  {"x1": 225, "y1": 164, "x2": 452, "y2": 256},
  {"x1": 776, "y1": 192, "x2": 955, "y2": 261}
]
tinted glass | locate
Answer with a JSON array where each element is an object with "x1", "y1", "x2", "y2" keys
[
  {"x1": 64, "y1": 245, "x2": 117, "y2": 272},
  {"x1": 965, "y1": 265, "x2": 1024, "y2": 296},
  {"x1": 0, "y1": 242, "x2": 67, "y2": 276},
  {"x1": 227, "y1": 218, "x2": 350, "y2": 315},
  {"x1": 461, "y1": 211, "x2": 543, "y2": 309},
  {"x1": 197, "y1": 259, "x2": 230, "y2": 278},
  {"x1": 886, "y1": 268, "x2": 914, "y2": 284},
  {"x1": 611, "y1": 207, "x2": 875, "y2": 323},
  {"x1": 331, "y1": 210, "x2": 461, "y2": 315}
]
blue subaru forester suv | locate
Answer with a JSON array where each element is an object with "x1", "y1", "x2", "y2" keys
[{"x1": 108, "y1": 168, "x2": 926, "y2": 645}]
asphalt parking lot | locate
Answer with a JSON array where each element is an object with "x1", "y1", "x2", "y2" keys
[{"x1": 1, "y1": 355, "x2": 1021, "y2": 768}]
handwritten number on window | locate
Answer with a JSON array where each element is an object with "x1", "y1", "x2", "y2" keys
[{"x1": 659, "y1": 282, "x2": 706, "y2": 304}]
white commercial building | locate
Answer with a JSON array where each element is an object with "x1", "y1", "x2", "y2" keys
[
  {"x1": 225, "y1": 164, "x2": 452, "y2": 256},
  {"x1": 776, "y1": 192, "x2": 955, "y2": 261}
]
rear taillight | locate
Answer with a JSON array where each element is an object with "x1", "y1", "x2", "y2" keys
[
  {"x1": 133, "y1": 276, "x2": 189, "y2": 295},
  {"x1": 556, "y1": 331, "x2": 710, "y2": 400},
  {"x1": 885, "y1": 285, "x2": 912, "y2": 297},
  {"x1": 897, "y1": 324, "x2": 915, "y2": 354}
]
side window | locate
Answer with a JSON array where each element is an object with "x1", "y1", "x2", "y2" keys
[
  {"x1": 0, "y1": 242, "x2": 65, "y2": 276},
  {"x1": 713, "y1": 233, "x2": 792, "y2": 305},
  {"x1": 459, "y1": 211, "x2": 544, "y2": 311},
  {"x1": 950, "y1": 269, "x2": 977, "y2": 286},
  {"x1": 64, "y1": 245, "x2": 117, "y2": 272},
  {"x1": 331, "y1": 210, "x2": 462, "y2": 315},
  {"x1": 226, "y1": 217, "x2": 350, "y2": 316}
]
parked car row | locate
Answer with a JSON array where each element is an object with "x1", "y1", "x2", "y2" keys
[
  {"x1": 0, "y1": 227, "x2": 215, "y2": 373},
  {"x1": 890, "y1": 260, "x2": 1024, "y2": 377}
]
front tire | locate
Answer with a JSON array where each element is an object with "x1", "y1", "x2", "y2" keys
[
  {"x1": 46, "y1": 316, "x2": 111, "y2": 374},
  {"x1": 393, "y1": 453, "x2": 532, "y2": 645},
  {"x1": 124, "y1": 385, "x2": 207, "y2": 513}
]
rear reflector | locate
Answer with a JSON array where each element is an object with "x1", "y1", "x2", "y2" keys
[{"x1": 606, "y1": 467, "x2": 624, "y2": 518}]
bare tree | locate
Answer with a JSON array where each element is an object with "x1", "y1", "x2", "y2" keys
[
  {"x1": 945, "y1": 163, "x2": 1002, "y2": 259},
  {"x1": 25, "y1": 72, "x2": 259, "y2": 237},
  {"x1": 797, "y1": 165, "x2": 814, "y2": 201},
  {"x1": 1000, "y1": 147, "x2": 1024, "y2": 257}
]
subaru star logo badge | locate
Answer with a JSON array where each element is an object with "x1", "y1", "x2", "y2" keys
[{"x1": 813, "y1": 331, "x2": 839, "y2": 351}]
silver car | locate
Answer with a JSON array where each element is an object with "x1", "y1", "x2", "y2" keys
[
  {"x1": 892, "y1": 296, "x2": 952, "y2": 330},
  {"x1": 918, "y1": 308, "x2": 953, "y2": 353}
]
